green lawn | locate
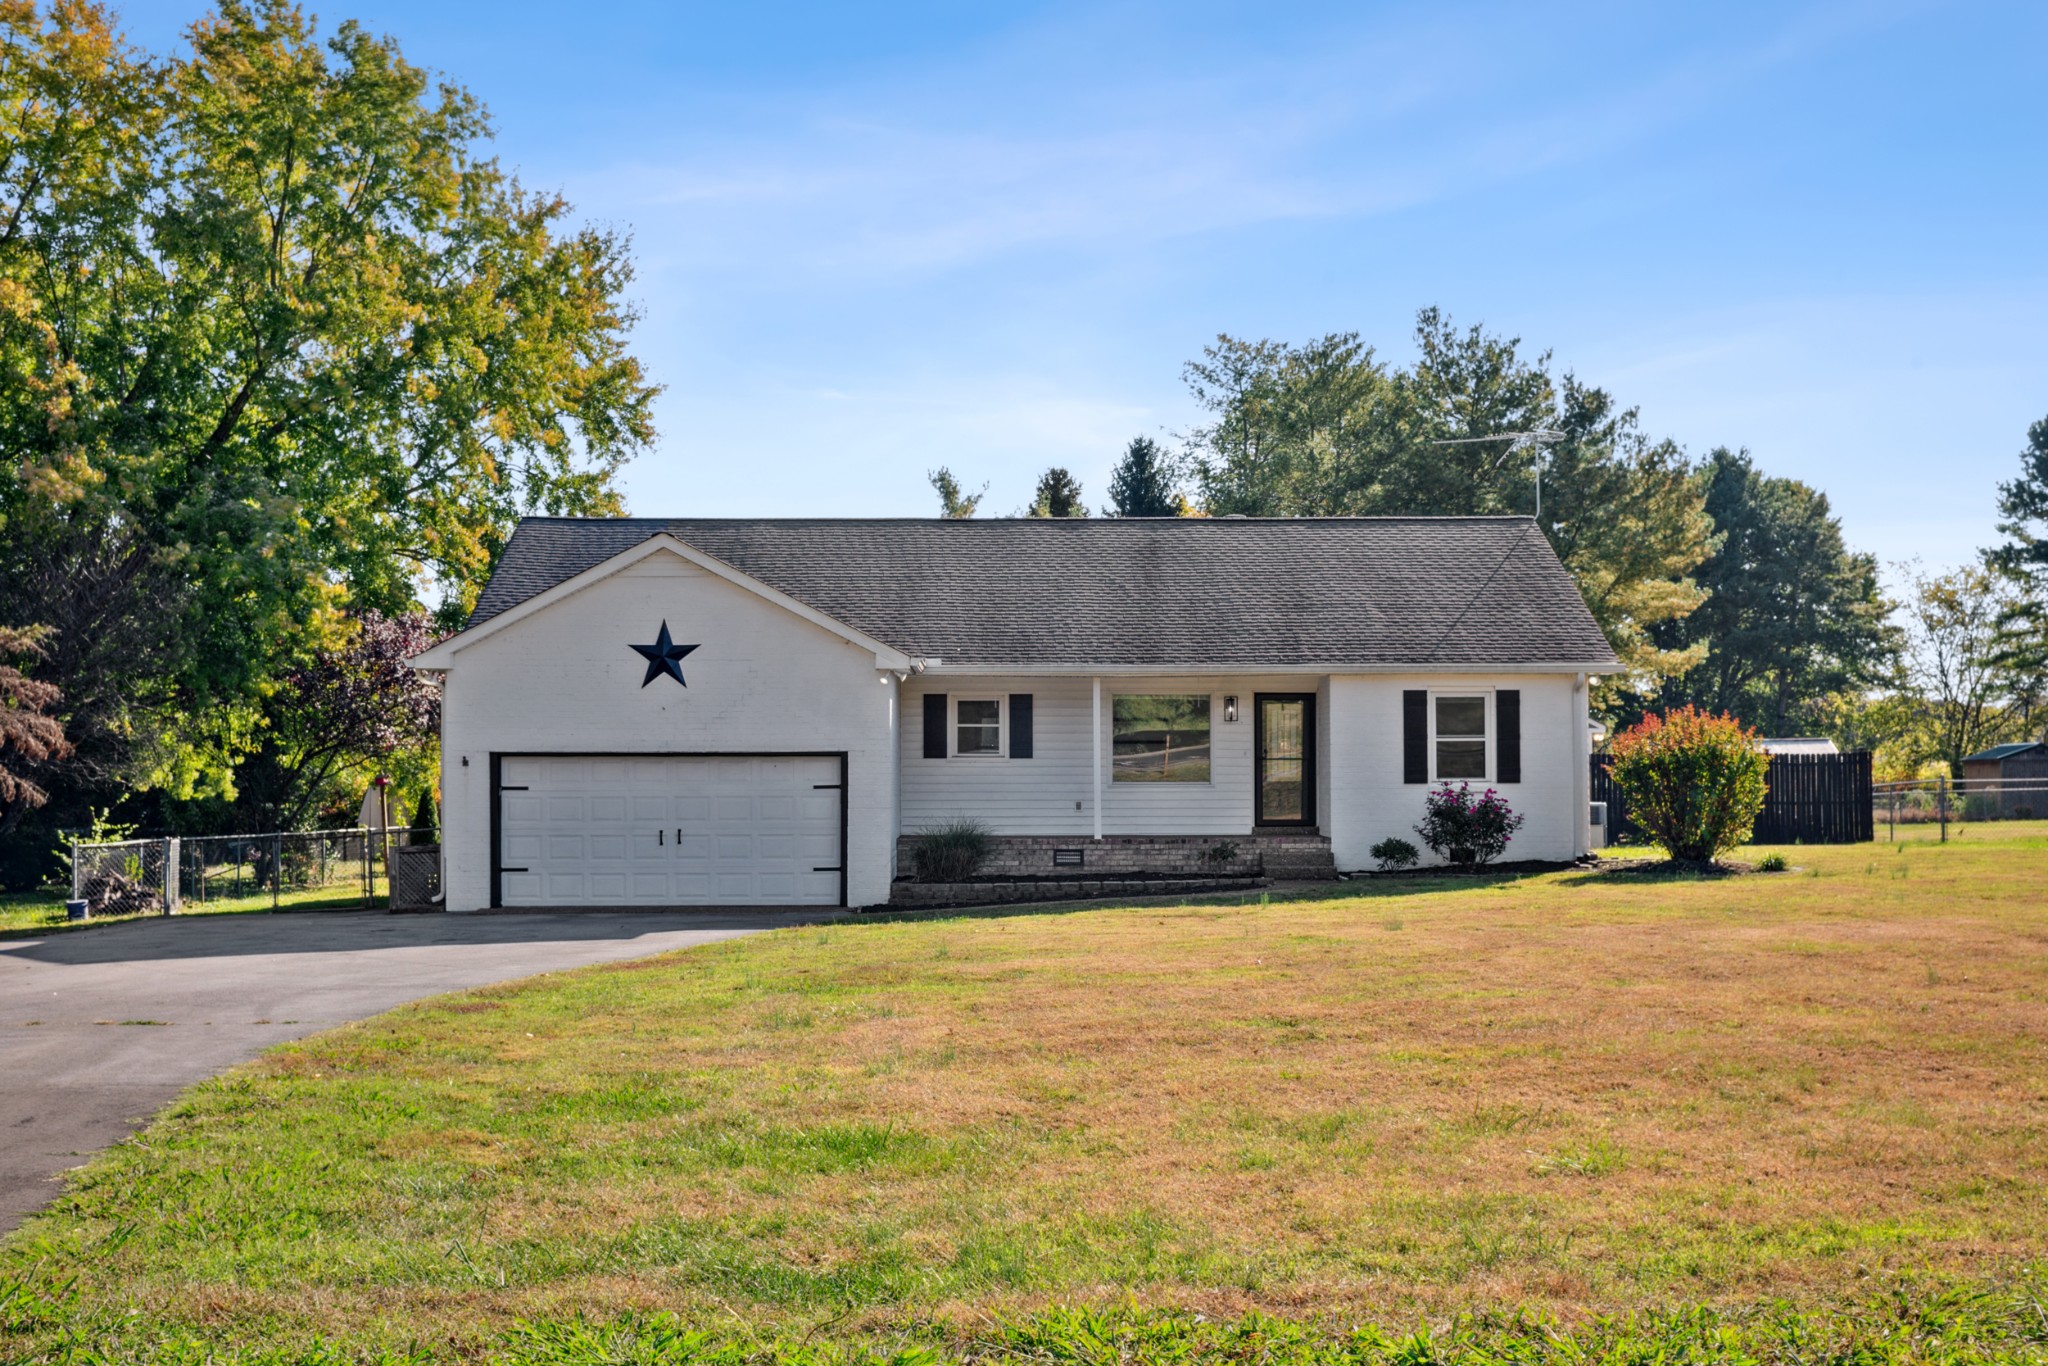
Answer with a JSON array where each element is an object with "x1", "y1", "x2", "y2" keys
[
  {"x1": 5, "y1": 826, "x2": 2048, "y2": 1364},
  {"x1": 0, "y1": 881, "x2": 388, "y2": 938}
]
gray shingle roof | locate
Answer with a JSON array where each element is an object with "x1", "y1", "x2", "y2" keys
[{"x1": 466, "y1": 516, "x2": 1620, "y2": 668}]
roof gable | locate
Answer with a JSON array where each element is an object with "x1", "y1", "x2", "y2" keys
[
  {"x1": 411, "y1": 533, "x2": 913, "y2": 671},
  {"x1": 457, "y1": 516, "x2": 1620, "y2": 670}
]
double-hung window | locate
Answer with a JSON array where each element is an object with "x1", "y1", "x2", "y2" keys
[
  {"x1": 955, "y1": 699, "x2": 1002, "y2": 756},
  {"x1": 1432, "y1": 694, "x2": 1489, "y2": 780}
]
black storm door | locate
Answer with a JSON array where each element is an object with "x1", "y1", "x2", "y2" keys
[{"x1": 1255, "y1": 693, "x2": 1317, "y2": 827}]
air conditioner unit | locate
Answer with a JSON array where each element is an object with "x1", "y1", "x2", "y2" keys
[{"x1": 1588, "y1": 801, "x2": 1608, "y2": 849}]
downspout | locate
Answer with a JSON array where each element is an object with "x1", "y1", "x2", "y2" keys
[
  {"x1": 1573, "y1": 671, "x2": 1591, "y2": 859},
  {"x1": 1092, "y1": 676, "x2": 1103, "y2": 842}
]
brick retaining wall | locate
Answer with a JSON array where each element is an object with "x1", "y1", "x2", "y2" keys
[
  {"x1": 889, "y1": 875, "x2": 1265, "y2": 909},
  {"x1": 895, "y1": 832, "x2": 1336, "y2": 880}
]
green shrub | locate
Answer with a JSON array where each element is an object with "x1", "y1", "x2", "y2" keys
[
  {"x1": 908, "y1": 819, "x2": 994, "y2": 882},
  {"x1": 1756, "y1": 852, "x2": 1789, "y2": 872},
  {"x1": 1608, "y1": 706, "x2": 1768, "y2": 864},
  {"x1": 1369, "y1": 837, "x2": 1419, "y2": 871}
]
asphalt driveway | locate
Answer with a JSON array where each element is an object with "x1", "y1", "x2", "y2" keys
[{"x1": 0, "y1": 908, "x2": 837, "y2": 1234}]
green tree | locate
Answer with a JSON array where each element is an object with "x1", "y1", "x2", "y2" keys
[
  {"x1": 1901, "y1": 565, "x2": 2032, "y2": 775},
  {"x1": 1643, "y1": 449, "x2": 1896, "y2": 735},
  {"x1": 1989, "y1": 416, "x2": 2048, "y2": 700},
  {"x1": 927, "y1": 466, "x2": 985, "y2": 518},
  {"x1": 1990, "y1": 416, "x2": 2048, "y2": 581},
  {"x1": 1105, "y1": 436, "x2": 1178, "y2": 516},
  {"x1": 0, "y1": 1, "x2": 655, "y2": 874},
  {"x1": 1027, "y1": 467, "x2": 1087, "y2": 518},
  {"x1": 1181, "y1": 310, "x2": 1714, "y2": 699}
]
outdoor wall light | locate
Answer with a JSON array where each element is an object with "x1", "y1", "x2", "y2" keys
[{"x1": 1224, "y1": 695, "x2": 1239, "y2": 723}]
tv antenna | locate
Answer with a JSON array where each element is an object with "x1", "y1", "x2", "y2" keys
[{"x1": 1431, "y1": 428, "x2": 1566, "y2": 517}]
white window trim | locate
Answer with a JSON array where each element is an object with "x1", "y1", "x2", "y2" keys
[
  {"x1": 1108, "y1": 691, "x2": 1217, "y2": 785},
  {"x1": 952, "y1": 696, "x2": 1005, "y2": 758},
  {"x1": 1427, "y1": 688, "x2": 1494, "y2": 784}
]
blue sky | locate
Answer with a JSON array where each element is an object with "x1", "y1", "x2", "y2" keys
[{"x1": 122, "y1": 1, "x2": 2046, "y2": 569}]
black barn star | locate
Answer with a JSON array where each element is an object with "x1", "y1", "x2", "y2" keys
[{"x1": 629, "y1": 620, "x2": 700, "y2": 688}]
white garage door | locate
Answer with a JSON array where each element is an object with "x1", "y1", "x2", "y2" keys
[{"x1": 497, "y1": 755, "x2": 843, "y2": 907}]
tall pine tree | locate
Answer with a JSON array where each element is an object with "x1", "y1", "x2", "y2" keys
[{"x1": 1106, "y1": 437, "x2": 1179, "y2": 516}]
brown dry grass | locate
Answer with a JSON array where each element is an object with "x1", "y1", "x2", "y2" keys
[{"x1": 5, "y1": 823, "x2": 2046, "y2": 1357}]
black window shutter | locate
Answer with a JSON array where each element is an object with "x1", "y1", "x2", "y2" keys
[
  {"x1": 1497, "y1": 689, "x2": 1521, "y2": 783},
  {"x1": 923, "y1": 694, "x2": 947, "y2": 759},
  {"x1": 1402, "y1": 690, "x2": 1428, "y2": 784},
  {"x1": 1009, "y1": 693, "x2": 1034, "y2": 758}
]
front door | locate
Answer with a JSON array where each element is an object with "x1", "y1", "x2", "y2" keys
[{"x1": 1254, "y1": 694, "x2": 1316, "y2": 827}]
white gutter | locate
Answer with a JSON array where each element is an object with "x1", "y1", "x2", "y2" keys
[{"x1": 918, "y1": 661, "x2": 1616, "y2": 677}]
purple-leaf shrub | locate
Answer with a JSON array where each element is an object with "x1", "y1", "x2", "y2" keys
[{"x1": 1414, "y1": 782, "x2": 1524, "y2": 866}]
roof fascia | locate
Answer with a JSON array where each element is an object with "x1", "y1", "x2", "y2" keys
[
  {"x1": 918, "y1": 661, "x2": 1615, "y2": 676},
  {"x1": 409, "y1": 534, "x2": 913, "y2": 672}
]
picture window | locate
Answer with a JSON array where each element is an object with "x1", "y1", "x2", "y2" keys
[{"x1": 1112, "y1": 695, "x2": 1212, "y2": 782}]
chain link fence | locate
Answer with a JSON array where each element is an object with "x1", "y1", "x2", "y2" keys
[
  {"x1": 69, "y1": 827, "x2": 433, "y2": 917},
  {"x1": 1874, "y1": 777, "x2": 2048, "y2": 840}
]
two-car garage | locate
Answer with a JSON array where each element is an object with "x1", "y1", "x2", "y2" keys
[{"x1": 494, "y1": 754, "x2": 846, "y2": 907}]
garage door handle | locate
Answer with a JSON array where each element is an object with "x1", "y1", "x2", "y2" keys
[{"x1": 658, "y1": 829, "x2": 663, "y2": 845}]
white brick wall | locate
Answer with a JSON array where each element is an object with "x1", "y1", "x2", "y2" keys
[
  {"x1": 1325, "y1": 673, "x2": 1588, "y2": 869},
  {"x1": 430, "y1": 549, "x2": 900, "y2": 909}
]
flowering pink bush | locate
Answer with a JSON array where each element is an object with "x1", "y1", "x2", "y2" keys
[{"x1": 1415, "y1": 783, "x2": 1524, "y2": 866}]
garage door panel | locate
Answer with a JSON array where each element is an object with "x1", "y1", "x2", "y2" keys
[{"x1": 499, "y1": 754, "x2": 841, "y2": 907}]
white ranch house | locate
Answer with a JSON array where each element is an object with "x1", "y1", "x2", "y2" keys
[{"x1": 408, "y1": 516, "x2": 1619, "y2": 909}]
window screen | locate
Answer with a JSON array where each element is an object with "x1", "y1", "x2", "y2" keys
[{"x1": 1435, "y1": 695, "x2": 1487, "y2": 779}]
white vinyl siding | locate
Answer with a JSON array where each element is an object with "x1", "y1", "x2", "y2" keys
[{"x1": 900, "y1": 675, "x2": 1314, "y2": 836}]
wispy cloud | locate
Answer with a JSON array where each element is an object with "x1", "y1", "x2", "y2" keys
[{"x1": 570, "y1": 2, "x2": 1923, "y2": 289}]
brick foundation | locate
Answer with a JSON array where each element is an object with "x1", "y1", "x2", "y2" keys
[
  {"x1": 895, "y1": 832, "x2": 1336, "y2": 881},
  {"x1": 888, "y1": 875, "x2": 1265, "y2": 909}
]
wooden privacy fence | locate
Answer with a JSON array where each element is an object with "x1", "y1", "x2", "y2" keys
[{"x1": 1591, "y1": 751, "x2": 1874, "y2": 846}]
